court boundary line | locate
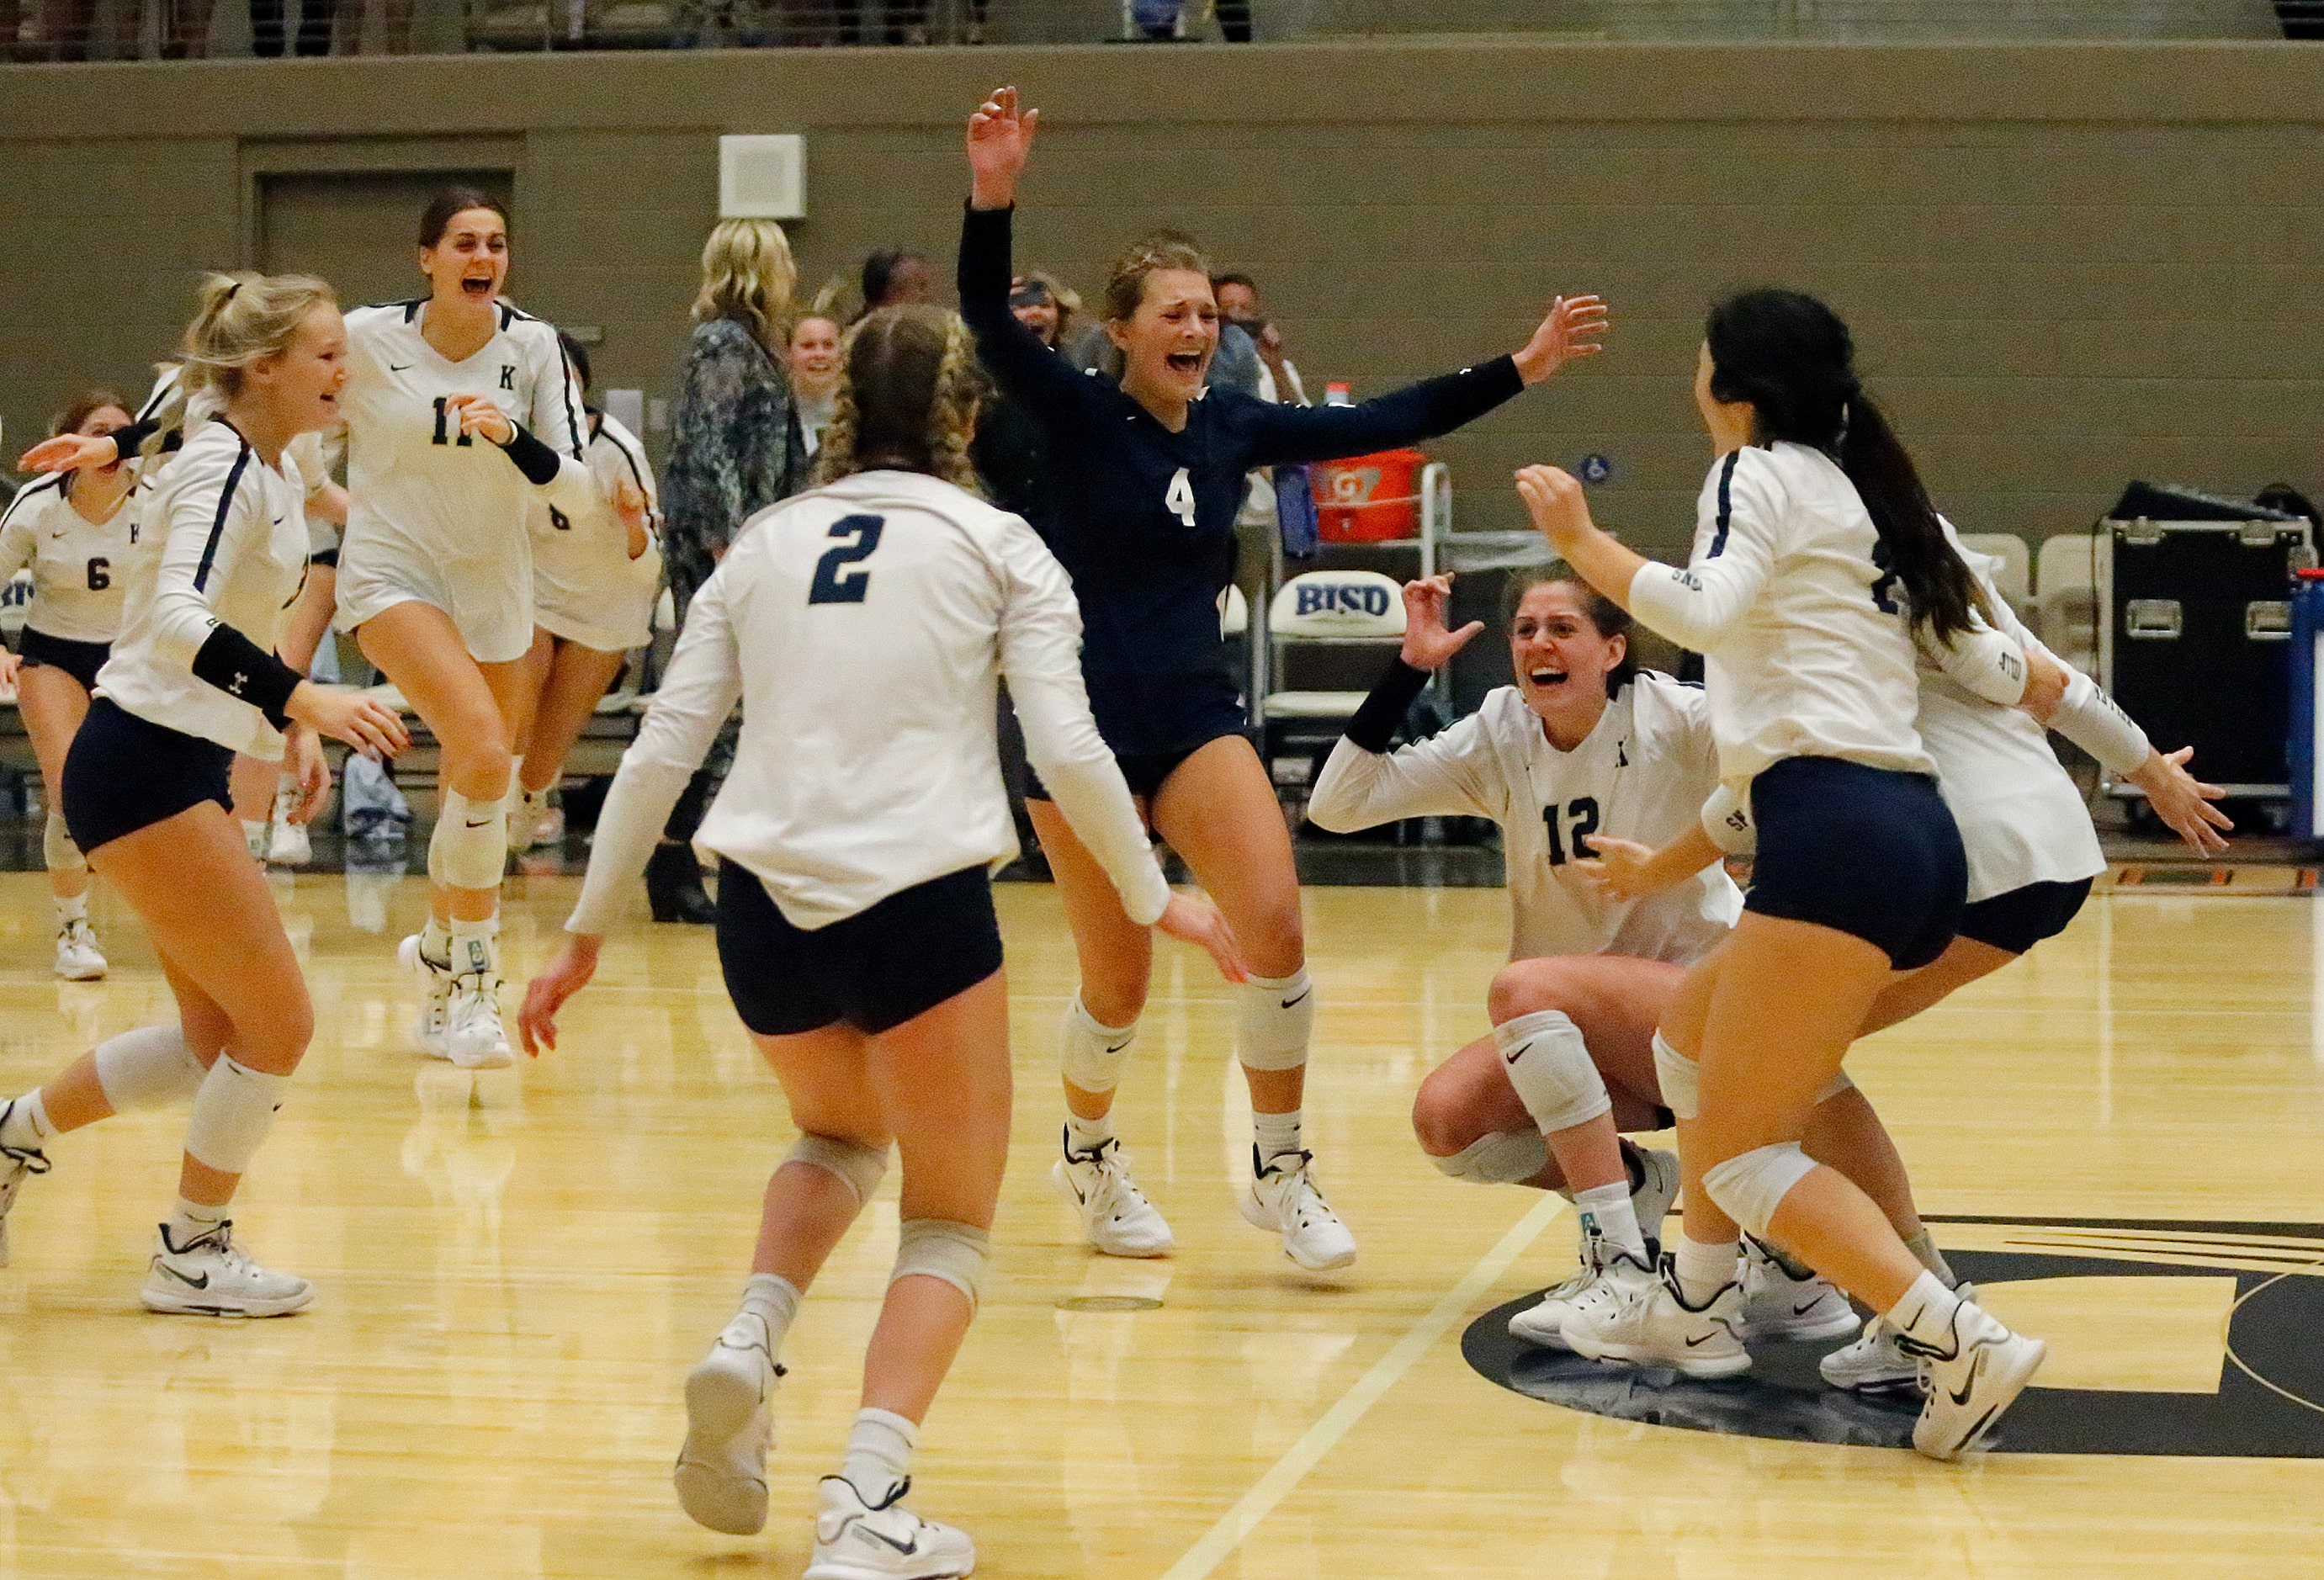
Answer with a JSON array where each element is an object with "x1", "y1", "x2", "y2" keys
[{"x1": 1155, "y1": 1192, "x2": 1567, "y2": 1580}]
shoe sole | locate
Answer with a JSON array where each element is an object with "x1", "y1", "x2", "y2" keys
[
  {"x1": 1914, "y1": 1337, "x2": 2047, "y2": 1461},
  {"x1": 685, "y1": 1352, "x2": 764, "y2": 1441},
  {"x1": 1236, "y1": 1191, "x2": 1356, "y2": 1272},
  {"x1": 804, "y1": 1545, "x2": 975, "y2": 1580},
  {"x1": 672, "y1": 1458, "x2": 769, "y2": 1536},
  {"x1": 1740, "y1": 1307, "x2": 1863, "y2": 1344},
  {"x1": 1824, "y1": 1367, "x2": 1925, "y2": 1397},
  {"x1": 1048, "y1": 1160, "x2": 1174, "y2": 1259},
  {"x1": 54, "y1": 962, "x2": 106, "y2": 981},
  {"x1": 448, "y1": 1045, "x2": 516, "y2": 1071},
  {"x1": 1566, "y1": 1330, "x2": 1753, "y2": 1379},
  {"x1": 140, "y1": 1286, "x2": 313, "y2": 1318}
]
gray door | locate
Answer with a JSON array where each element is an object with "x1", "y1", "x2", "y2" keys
[{"x1": 258, "y1": 170, "x2": 515, "y2": 307}]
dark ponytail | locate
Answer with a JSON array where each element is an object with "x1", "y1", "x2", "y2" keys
[{"x1": 1705, "y1": 289, "x2": 1982, "y2": 644}]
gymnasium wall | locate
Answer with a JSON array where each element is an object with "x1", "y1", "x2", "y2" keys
[{"x1": 3, "y1": 40, "x2": 2321, "y2": 550}]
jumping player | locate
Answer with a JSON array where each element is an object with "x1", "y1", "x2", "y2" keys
[
  {"x1": 961, "y1": 86, "x2": 1605, "y2": 1270},
  {"x1": 518, "y1": 305, "x2": 1243, "y2": 1575}
]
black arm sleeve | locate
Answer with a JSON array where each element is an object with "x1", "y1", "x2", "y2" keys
[
  {"x1": 190, "y1": 623, "x2": 304, "y2": 729},
  {"x1": 499, "y1": 422, "x2": 563, "y2": 486},
  {"x1": 106, "y1": 419, "x2": 164, "y2": 460},
  {"x1": 1345, "y1": 656, "x2": 1432, "y2": 754},
  {"x1": 958, "y1": 204, "x2": 1103, "y2": 418},
  {"x1": 1239, "y1": 357, "x2": 1526, "y2": 469}
]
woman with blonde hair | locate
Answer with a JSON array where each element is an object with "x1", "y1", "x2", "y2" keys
[
  {"x1": 0, "y1": 272, "x2": 407, "y2": 1313},
  {"x1": 523, "y1": 304, "x2": 1243, "y2": 1571},
  {"x1": 651, "y1": 216, "x2": 809, "y2": 923}
]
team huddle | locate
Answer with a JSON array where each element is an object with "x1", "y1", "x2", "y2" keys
[{"x1": 0, "y1": 83, "x2": 2237, "y2": 1580}]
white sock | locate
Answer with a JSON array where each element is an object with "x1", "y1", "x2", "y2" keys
[
  {"x1": 1905, "y1": 1228, "x2": 1959, "y2": 1288},
  {"x1": 0, "y1": 1092, "x2": 54, "y2": 1152},
  {"x1": 271, "y1": 777, "x2": 299, "y2": 824},
  {"x1": 1064, "y1": 1111, "x2": 1114, "y2": 1156},
  {"x1": 1573, "y1": 1181, "x2": 1647, "y2": 1259},
  {"x1": 1887, "y1": 1270, "x2": 1967, "y2": 1354},
  {"x1": 1254, "y1": 1108, "x2": 1303, "y2": 1164},
  {"x1": 1673, "y1": 1233, "x2": 1740, "y2": 1307},
  {"x1": 841, "y1": 1407, "x2": 918, "y2": 1503},
  {"x1": 165, "y1": 1196, "x2": 229, "y2": 1247},
  {"x1": 448, "y1": 917, "x2": 498, "y2": 978},
  {"x1": 54, "y1": 892, "x2": 87, "y2": 925},
  {"x1": 421, "y1": 916, "x2": 453, "y2": 968},
  {"x1": 740, "y1": 1271, "x2": 801, "y2": 1360},
  {"x1": 241, "y1": 819, "x2": 269, "y2": 859}
]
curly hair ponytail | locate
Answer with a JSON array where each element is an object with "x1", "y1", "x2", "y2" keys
[{"x1": 813, "y1": 305, "x2": 985, "y2": 493}]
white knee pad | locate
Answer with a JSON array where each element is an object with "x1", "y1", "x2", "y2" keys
[
  {"x1": 1059, "y1": 995, "x2": 1137, "y2": 1095},
  {"x1": 93, "y1": 1025, "x2": 207, "y2": 1113},
  {"x1": 1239, "y1": 970, "x2": 1313, "y2": 1074},
  {"x1": 1653, "y1": 1032, "x2": 1700, "y2": 1122},
  {"x1": 181, "y1": 1056, "x2": 290, "y2": 1177},
  {"x1": 891, "y1": 1219, "x2": 991, "y2": 1311},
  {"x1": 785, "y1": 1133, "x2": 889, "y2": 1207},
  {"x1": 1814, "y1": 1069, "x2": 1857, "y2": 1105},
  {"x1": 42, "y1": 813, "x2": 86, "y2": 878},
  {"x1": 430, "y1": 789, "x2": 509, "y2": 890},
  {"x1": 1493, "y1": 1010, "x2": 1612, "y2": 1135},
  {"x1": 1430, "y1": 1129, "x2": 1549, "y2": 1186},
  {"x1": 1702, "y1": 1142, "x2": 1819, "y2": 1239}
]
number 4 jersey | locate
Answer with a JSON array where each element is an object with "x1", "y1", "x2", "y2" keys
[
  {"x1": 0, "y1": 471, "x2": 142, "y2": 644},
  {"x1": 335, "y1": 299, "x2": 590, "y2": 662},
  {"x1": 1309, "y1": 670, "x2": 1740, "y2": 965}
]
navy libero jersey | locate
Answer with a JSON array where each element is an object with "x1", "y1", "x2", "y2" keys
[{"x1": 958, "y1": 203, "x2": 1525, "y2": 757}]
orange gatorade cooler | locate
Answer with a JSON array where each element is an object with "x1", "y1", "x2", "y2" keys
[{"x1": 1312, "y1": 448, "x2": 1424, "y2": 542}]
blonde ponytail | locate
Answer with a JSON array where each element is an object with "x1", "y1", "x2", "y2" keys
[
  {"x1": 811, "y1": 305, "x2": 984, "y2": 494},
  {"x1": 179, "y1": 270, "x2": 338, "y2": 404}
]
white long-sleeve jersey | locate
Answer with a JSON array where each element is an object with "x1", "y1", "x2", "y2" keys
[
  {"x1": 338, "y1": 300, "x2": 592, "y2": 581},
  {"x1": 0, "y1": 472, "x2": 141, "y2": 643},
  {"x1": 566, "y1": 469, "x2": 1170, "y2": 935},
  {"x1": 1308, "y1": 671, "x2": 1741, "y2": 965},
  {"x1": 528, "y1": 410, "x2": 663, "y2": 651},
  {"x1": 96, "y1": 417, "x2": 310, "y2": 760},
  {"x1": 1627, "y1": 442, "x2": 2028, "y2": 788}
]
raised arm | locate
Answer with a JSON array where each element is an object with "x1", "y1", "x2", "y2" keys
[
  {"x1": 1240, "y1": 293, "x2": 1602, "y2": 469},
  {"x1": 958, "y1": 90, "x2": 1102, "y2": 420},
  {"x1": 1308, "y1": 576, "x2": 1499, "y2": 831}
]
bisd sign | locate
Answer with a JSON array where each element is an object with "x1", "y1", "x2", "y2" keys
[
  {"x1": 1464, "y1": 1217, "x2": 2324, "y2": 1458},
  {"x1": 1294, "y1": 581, "x2": 1394, "y2": 620}
]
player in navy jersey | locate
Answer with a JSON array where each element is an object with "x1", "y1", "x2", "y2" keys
[{"x1": 960, "y1": 87, "x2": 1607, "y2": 1270}]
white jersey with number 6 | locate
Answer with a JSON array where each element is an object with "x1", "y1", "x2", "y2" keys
[
  {"x1": 0, "y1": 473, "x2": 141, "y2": 644},
  {"x1": 333, "y1": 299, "x2": 591, "y2": 661},
  {"x1": 1308, "y1": 671, "x2": 1741, "y2": 965},
  {"x1": 566, "y1": 469, "x2": 1172, "y2": 936}
]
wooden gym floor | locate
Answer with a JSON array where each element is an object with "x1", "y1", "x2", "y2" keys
[{"x1": 0, "y1": 868, "x2": 2321, "y2": 1577}]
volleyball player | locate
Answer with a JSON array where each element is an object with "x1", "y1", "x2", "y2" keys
[
  {"x1": 517, "y1": 305, "x2": 1244, "y2": 1572},
  {"x1": 507, "y1": 332, "x2": 661, "y2": 851},
  {"x1": 961, "y1": 87, "x2": 1605, "y2": 1270},
  {"x1": 334, "y1": 188, "x2": 596, "y2": 1068},
  {"x1": 1577, "y1": 528, "x2": 2229, "y2": 1394},
  {"x1": 0, "y1": 273, "x2": 406, "y2": 1309},
  {"x1": 1522, "y1": 288, "x2": 2052, "y2": 1460},
  {"x1": 0, "y1": 392, "x2": 139, "y2": 978}
]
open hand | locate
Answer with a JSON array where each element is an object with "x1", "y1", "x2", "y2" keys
[
  {"x1": 1154, "y1": 892, "x2": 1250, "y2": 984},
  {"x1": 1570, "y1": 833, "x2": 1667, "y2": 900},
  {"x1": 288, "y1": 683, "x2": 410, "y2": 760},
  {"x1": 1511, "y1": 294, "x2": 1608, "y2": 385},
  {"x1": 1399, "y1": 575, "x2": 1484, "y2": 671},
  {"x1": 2125, "y1": 745, "x2": 2232, "y2": 856},
  {"x1": 19, "y1": 432, "x2": 120, "y2": 475},
  {"x1": 968, "y1": 86, "x2": 1040, "y2": 209},
  {"x1": 519, "y1": 934, "x2": 602, "y2": 1056}
]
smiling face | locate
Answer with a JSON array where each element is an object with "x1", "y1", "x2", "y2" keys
[
  {"x1": 1510, "y1": 580, "x2": 1625, "y2": 742},
  {"x1": 1108, "y1": 268, "x2": 1219, "y2": 409},
  {"x1": 789, "y1": 314, "x2": 841, "y2": 393},
  {"x1": 247, "y1": 304, "x2": 352, "y2": 436},
  {"x1": 1214, "y1": 278, "x2": 1260, "y2": 327},
  {"x1": 1011, "y1": 290, "x2": 1060, "y2": 347},
  {"x1": 421, "y1": 206, "x2": 510, "y2": 309}
]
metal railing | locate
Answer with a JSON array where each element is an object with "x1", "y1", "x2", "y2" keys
[{"x1": 3, "y1": 0, "x2": 2304, "y2": 62}]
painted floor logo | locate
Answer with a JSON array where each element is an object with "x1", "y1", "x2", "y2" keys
[{"x1": 1463, "y1": 1217, "x2": 2324, "y2": 1457}]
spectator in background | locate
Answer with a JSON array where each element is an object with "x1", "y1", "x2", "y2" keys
[
  {"x1": 788, "y1": 312, "x2": 842, "y2": 460},
  {"x1": 1008, "y1": 272, "x2": 1077, "y2": 350},
  {"x1": 859, "y1": 249, "x2": 934, "y2": 317},
  {"x1": 655, "y1": 218, "x2": 807, "y2": 923},
  {"x1": 1214, "y1": 271, "x2": 1307, "y2": 406}
]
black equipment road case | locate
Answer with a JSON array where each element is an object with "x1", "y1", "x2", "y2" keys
[{"x1": 2097, "y1": 483, "x2": 2313, "y2": 799}]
